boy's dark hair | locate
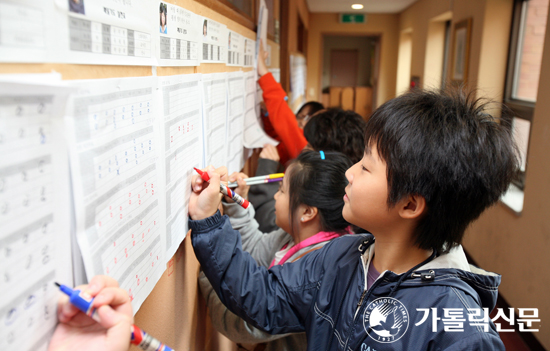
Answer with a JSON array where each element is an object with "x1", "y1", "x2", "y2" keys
[
  {"x1": 287, "y1": 151, "x2": 352, "y2": 235},
  {"x1": 365, "y1": 88, "x2": 519, "y2": 254},
  {"x1": 297, "y1": 101, "x2": 324, "y2": 117},
  {"x1": 304, "y1": 108, "x2": 367, "y2": 163}
]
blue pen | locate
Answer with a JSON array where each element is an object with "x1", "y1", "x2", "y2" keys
[{"x1": 55, "y1": 282, "x2": 175, "y2": 351}]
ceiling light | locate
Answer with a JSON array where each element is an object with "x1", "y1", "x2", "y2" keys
[{"x1": 351, "y1": 4, "x2": 364, "y2": 10}]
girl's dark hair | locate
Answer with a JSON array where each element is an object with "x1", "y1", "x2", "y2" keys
[
  {"x1": 297, "y1": 101, "x2": 324, "y2": 116},
  {"x1": 365, "y1": 87, "x2": 520, "y2": 254},
  {"x1": 286, "y1": 150, "x2": 352, "y2": 235},
  {"x1": 304, "y1": 108, "x2": 367, "y2": 163}
]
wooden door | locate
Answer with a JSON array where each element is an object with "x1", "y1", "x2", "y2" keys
[{"x1": 330, "y1": 49, "x2": 358, "y2": 87}]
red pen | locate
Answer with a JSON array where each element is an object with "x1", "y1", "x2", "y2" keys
[{"x1": 193, "y1": 167, "x2": 250, "y2": 209}]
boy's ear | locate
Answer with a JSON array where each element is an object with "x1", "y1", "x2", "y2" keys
[
  {"x1": 398, "y1": 194, "x2": 426, "y2": 220},
  {"x1": 300, "y1": 205, "x2": 319, "y2": 223}
]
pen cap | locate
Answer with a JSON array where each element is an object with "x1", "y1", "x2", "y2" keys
[{"x1": 194, "y1": 167, "x2": 210, "y2": 182}]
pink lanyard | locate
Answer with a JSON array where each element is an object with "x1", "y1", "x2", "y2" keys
[{"x1": 269, "y1": 231, "x2": 344, "y2": 268}]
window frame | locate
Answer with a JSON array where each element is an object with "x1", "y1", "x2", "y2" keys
[{"x1": 503, "y1": 0, "x2": 540, "y2": 191}]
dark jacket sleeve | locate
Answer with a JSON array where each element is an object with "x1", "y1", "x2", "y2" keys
[
  {"x1": 248, "y1": 158, "x2": 280, "y2": 233},
  {"x1": 258, "y1": 73, "x2": 307, "y2": 164},
  {"x1": 190, "y1": 211, "x2": 325, "y2": 334}
]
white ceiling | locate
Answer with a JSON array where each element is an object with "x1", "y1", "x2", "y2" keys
[{"x1": 306, "y1": 0, "x2": 419, "y2": 13}]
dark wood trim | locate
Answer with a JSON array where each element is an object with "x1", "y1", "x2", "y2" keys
[
  {"x1": 279, "y1": 0, "x2": 290, "y2": 92},
  {"x1": 463, "y1": 249, "x2": 546, "y2": 351},
  {"x1": 195, "y1": 0, "x2": 256, "y2": 32}
]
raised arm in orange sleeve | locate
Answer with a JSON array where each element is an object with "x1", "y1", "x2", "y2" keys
[{"x1": 258, "y1": 73, "x2": 307, "y2": 164}]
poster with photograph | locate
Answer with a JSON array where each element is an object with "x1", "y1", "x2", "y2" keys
[
  {"x1": 227, "y1": 30, "x2": 244, "y2": 67},
  {"x1": 243, "y1": 38, "x2": 255, "y2": 67},
  {"x1": 156, "y1": 2, "x2": 200, "y2": 66},
  {"x1": 200, "y1": 17, "x2": 227, "y2": 64},
  {"x1": 59, "y1": 0, "x2": 156, "y2": 65}
]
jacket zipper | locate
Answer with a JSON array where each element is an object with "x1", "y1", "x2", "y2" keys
[
  {"x1": 344, "y1": 254, "x2": 369, "y2": 350},
  {"x1": 345, "y1": 254, "x2": 388, "y2": 351},
  {"x1": 353, "y1": 254, "x2": 369, "y2": 320}
]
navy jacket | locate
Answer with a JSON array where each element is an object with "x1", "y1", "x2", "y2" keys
[{"x1": 190, "y1": 212, "x2": 505, "y2": 351}]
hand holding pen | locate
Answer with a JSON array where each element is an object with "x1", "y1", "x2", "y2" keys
[
  {"x1": 227, "y1": 172, "x2": 250, "y2": 198},
  {"x1": 189, "y1": 166, "x2": 229, "y2": 220},
  {"x1": 48, "y1": 275, "x2": 134, "y2": 351},
  {"x1": 193, "y1": 167, "x2": 250, "y2": 210},
  {"x1": 49, "y1": 276, "x2": 174, "y2": 351}
]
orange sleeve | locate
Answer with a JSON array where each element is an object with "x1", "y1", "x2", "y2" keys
[
  {"x1": 258, "y1": 73, "x2": 307, "y2": 161},
  {"x1": 261, "y1": 114, "x2": 292, "y2": 166}
]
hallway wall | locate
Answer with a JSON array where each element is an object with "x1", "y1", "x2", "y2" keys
[
  {"x1": 399, "y1": 0, "x2": 549, "y2": 347},
  {"x1": 307, "y1": 13, "x2": 400, "y2": 108}
]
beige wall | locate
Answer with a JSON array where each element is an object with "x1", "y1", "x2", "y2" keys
[
  {"x1": 399, "y1": 0, "x2": 512, "y2": 97},
  {"x1": 396, "y1": 29, "x2": 413, "y2": 95},
  {"x1": 464, "y1": 3, "x2": 550, "y2": 349},
  {"x1": 322, "y1": 36, "x2": 375, "y2": 89},
  {"x1": 307, "y1": 13, "x2": 400, "y2": 107},
  {"x1": 401, "y1": 0, "x2": 549, "y2": 346}
]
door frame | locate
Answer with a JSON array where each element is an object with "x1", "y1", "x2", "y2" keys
[{"x1": 320, "y1": 33, "x2": 381, "y2": 109}]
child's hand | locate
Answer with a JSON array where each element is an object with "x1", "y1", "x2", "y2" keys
[
  {"x1": 227, "y1": 172, "x2": 250, "y2": 200},
  {"x1": 189, "y1": 166, "x2": 227, "y2": 220},
  {"x1": 260, "y1": 144, "x2": 280, "y2": 162},
  {"x1": 48, "y1": 275, "x2": 133, "y2": 351}
]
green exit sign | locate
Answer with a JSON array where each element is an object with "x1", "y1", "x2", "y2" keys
[{"x1": 340, "y1": 13, "x2": 366, "y2": 24}]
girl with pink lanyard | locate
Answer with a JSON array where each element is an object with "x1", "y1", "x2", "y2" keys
[{"x1": 199, "y1": 150, "x2": 353, "y2": 351}]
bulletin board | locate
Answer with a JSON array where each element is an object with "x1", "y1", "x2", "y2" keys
[{"x1": 0, "y1": 0, "x2": 280, "y2": 350}]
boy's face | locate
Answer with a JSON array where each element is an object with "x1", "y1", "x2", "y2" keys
[{"x1": 343, "y1": 144, "x2": 398, "y2": 233}]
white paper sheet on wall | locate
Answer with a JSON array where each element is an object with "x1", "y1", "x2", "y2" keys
[
  {"x1": 290, "y1": 54, "x2": 307, "y2": 105},
  {"x1": 242, "y1": 71, "x2": 278, "y2": 148},
  {"x1": 0, "y1": 1, "x2": 52, "y2": 62},
  {"x1": 227, "y1": 30, "x2": 244, "y2": 67},
  {"x1": 255, "y1": 0, "x2": 268, "y2": 68},
  {"x1": 158, "y1": 73, "x2": 203, "y2": 259},
  {"x1": 54, "y1": 0, "x2": 156, "y2": 65},
  {"x1": 157, "y1": 2, "x2": 200, "y2": 66},
  {"x1": 201, "y1": 73, "x2": 228, "y2": 167},
  {"x1": 0, "y1": 80, "x2": 73, "y2": 351},
  {"x1": 226, "y1": 71, "x2": 245, "y2": 174},
  {"x1": 269, "y1": 68, "x2": 281, "y2": 83},
  {"x1": 66, "y1": 77, "x2": 165, "y2": 313},
  {"x1": 243, "y1": 38, "x2": 255, "y2": 68},
  {"x1": 200, "y1": 17, "x2": 227, "y2": 64}
]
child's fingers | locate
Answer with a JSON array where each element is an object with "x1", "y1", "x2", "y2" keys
[
  {"x1": 96, "y1": 304, "x2": 133, "y2": 333},
  {"x1": 92, "y1": 287, "x2": 131, "y2": 310},
  {"x1": 228, "y1": 171, "x2": 239, "y2": 182},
  {"x1": 212, "y1": 166, "x2": 228, "y2": 183},
  {"x1": 233, "y1": 172, "x2": 250, "y2": 198},
  {"x1": 57, "y1": 294, "x2": 80, "y2": 322},
  {"x1": 192, "y1": 174, "x2": 204, "y2": 192}
]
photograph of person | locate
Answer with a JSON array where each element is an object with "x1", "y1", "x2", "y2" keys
[
  {"x1": 203, "y1": 19, "x2": 208, "y2": 38},
  {"x1": 159, "y1": 3, "x2": 167, "y2": 34},
  {"x1": 68, "y1": 0, "x2": 85, "y2": 15}
]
